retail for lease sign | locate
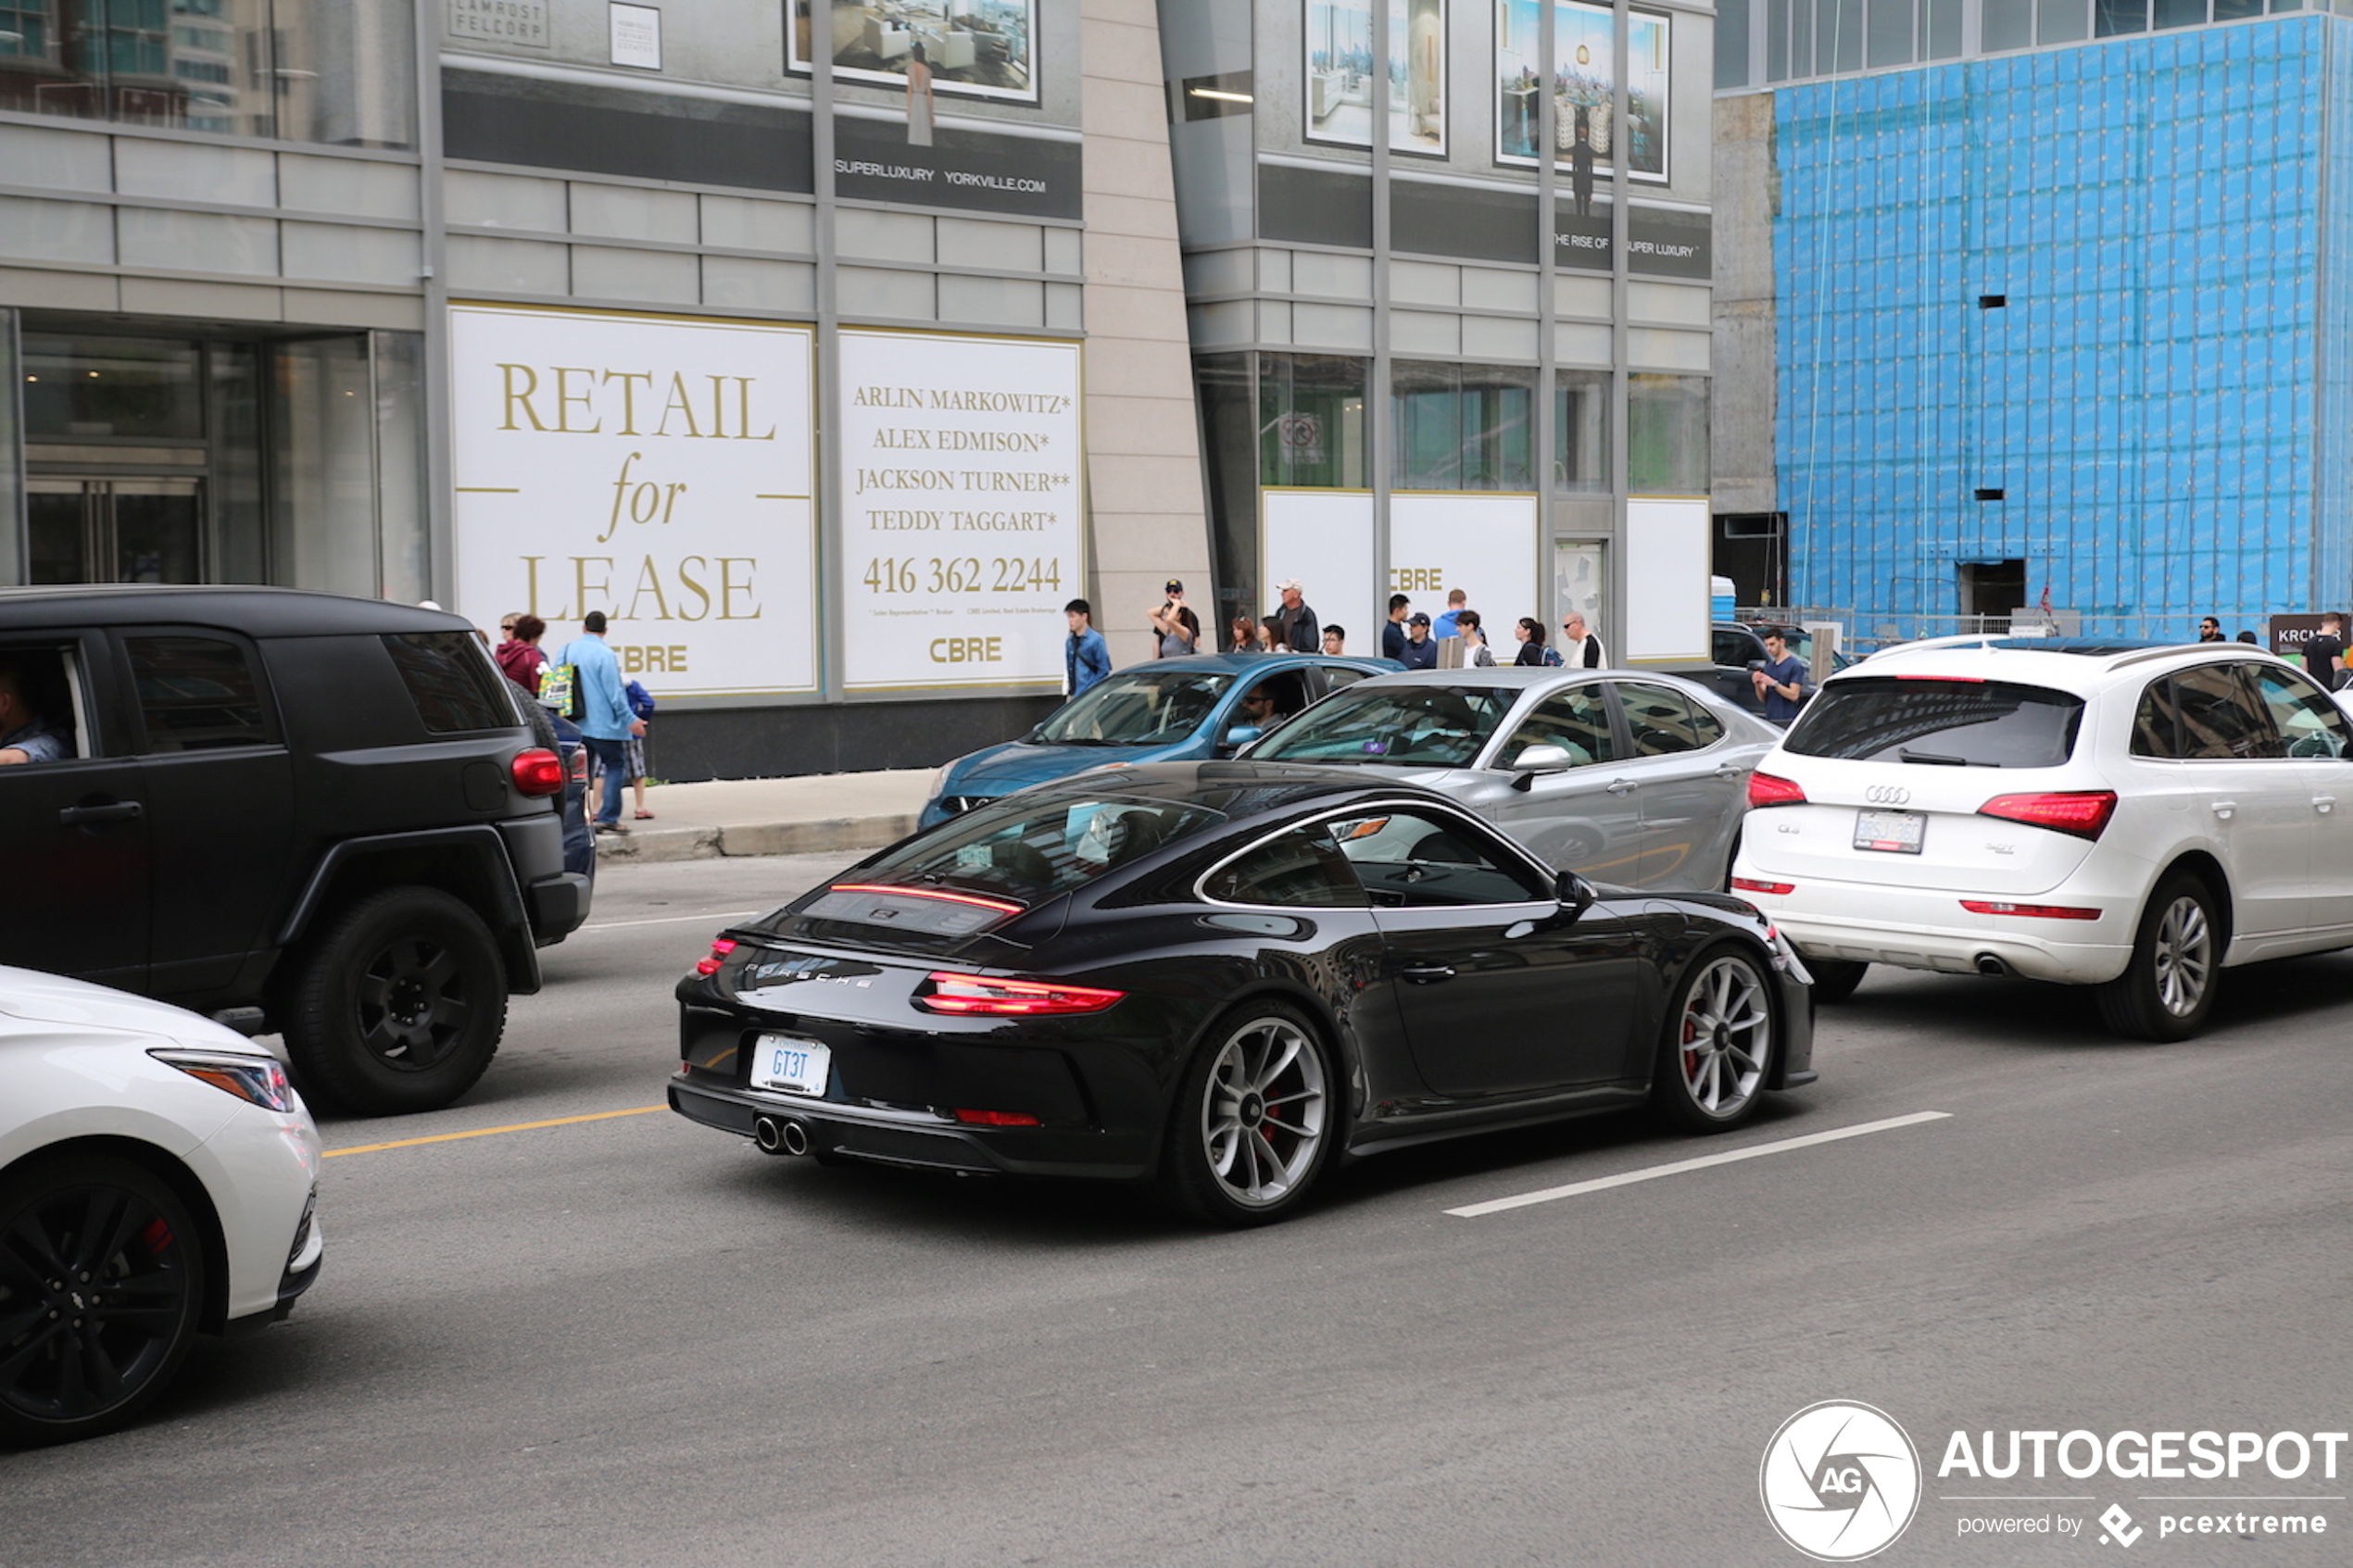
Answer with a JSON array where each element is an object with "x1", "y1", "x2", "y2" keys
[
  {"x1": 447, "y1": 303, "x2": 818, "y2": 697},
  {"x1": 837, "y1": 328, "x2": 1082, "y2": 692}
]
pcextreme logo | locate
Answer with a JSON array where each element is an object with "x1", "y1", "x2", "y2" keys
[{"x1": 1761, "y1": 1400, "x2": 1925, "y2": 1562}]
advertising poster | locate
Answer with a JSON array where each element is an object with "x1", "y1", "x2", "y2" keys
[
  {"x1": 791, "y1": 0, "x2": 1037, "y2": 103},
  {"x1": 1389, "y1": 494, "x2": 1540, "y2": 631},
  {"x1": 447, "y1": 303, "x2": 819, "y2": 698},
  {"x1": 1261, "y1": 491, "x2": 1375, "y2": 636},
  {"x1": 1302, "y1": 0, "x2": 1446, "y2": 155},
  {"x1": 837, "y1": 329, "x2": 1082, "y2": 692},
  {"x1": 1624, "y1": 496, "x2": 1708, "y2": 661},
  {"x1": 1494, "y1": 0, "x2": 1668, "y2": 183}
]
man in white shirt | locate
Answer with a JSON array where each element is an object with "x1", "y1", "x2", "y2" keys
[{"x1": 1561, "y1": 613, "x2": 1606, "y2": 669}]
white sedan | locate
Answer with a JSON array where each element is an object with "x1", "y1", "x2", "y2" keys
[{"x1": 1, "y1": 968, "x2": 323, "y2": 1446}]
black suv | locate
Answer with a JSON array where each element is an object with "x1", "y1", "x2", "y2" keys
[{"x1": 0, "y1": 587, "x2": 589, "y2": 1115}]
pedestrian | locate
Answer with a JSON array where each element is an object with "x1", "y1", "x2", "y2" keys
[
  {"x1": 1457, "y1": 609, "x2": 1495, "y2": 666},
  {"x1": 1753, "y1": 627, "x2": 1808, "y2": 723},
  {"x1": 1560, "y1": 611, "x2": 1606, "y2": 669},
  {"x1": 2235, "y1": 630, "x2": 2259, "y2": 645},
  {"x1": 1400, "y1": 611, "x2": 1440, "y2": 670},
  {"x1": 1381, "y1": 594, "x2": 1412, "y2": 661},
  {"x1": 553, "y1": 610, "x2": 643, "y2": 834},
  {"x1": 1267, "y1": 578, "x2": 1320, "y2": 651},
  {"x1": 1064, "y1": 598, "x2": 1112, "y2": 697},
  {"x1": 1150, "y1": 579, "x2": 1201, "y2": 657},
  {"x1": 1512, "y1": 616, "x2": 1552, "y2": 667},
  {"x1": 1433, "y1": 588, "x2": 1469, "y2": 641},
  {"x1": 1229, "y1": 613, "x2": 1265, "y2": 652},
  {"x1": 1321, "y1": 623, "x2": 1348, "y2": 655},
  {"x1": 495, "y1": 613, "x2": 547, "y2": 696},
  {"x1": 623, "y1": 676, "x2": 656, "y2": 821},
  {"x1": 2305, "y1": 613, "x2": 2347, "y2": 690},
  {"x1": 2196, "y1": 615, "x2": 2225, "y2": 644}
]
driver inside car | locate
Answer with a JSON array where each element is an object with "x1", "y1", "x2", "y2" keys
[{"x1": 0, "y1": 656, "x2": 68, "y2": 765}]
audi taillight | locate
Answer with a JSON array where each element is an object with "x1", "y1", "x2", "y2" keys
[
  {"x1": 1960, "y1": 899, "x2": 2103, "y2": 921},
  {"x1": 1748, "y1": 771, "x2": 1807, "y2": 809},
  {"x1": 696, "y1": 937, "x2": 737, "y2": 976},
  {"x1": 1730, "y1": 875, "x2": 1795, "y2": 897},
  {"x1": 1977, "y1": 790, "x2": 2117, "y2": 840},
  {"x1": 510, "y1": 747, "x2": 565, "y2": 797},
  {"x1": 915, "y1": 972, "x2": 1126, "y2": 1016}
]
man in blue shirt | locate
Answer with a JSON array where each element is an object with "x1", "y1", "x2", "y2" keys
[
  {"x1": 0, "y1": 658, "x2": 65, "y2": 764},
  {"x1": 556, "y1": 611, "x2": 644, "y2": 831},
  {"x1": 1431, "y1": 589, "x2": 1468, "y2": 642},
  {"x1": 1065, "y1": 599, "x2": 1111, "y2": 698},
  {"x1": 1752, "y1": 628, "x2": 1808, "y2": 724},
  {"x1": 1399, "y1": 612, "x2": 1440, "y2": 670}
]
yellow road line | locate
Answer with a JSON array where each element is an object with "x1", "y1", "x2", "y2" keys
[{"x1": 324, "y1": 1104, "x2": 667, "y2": 1158}]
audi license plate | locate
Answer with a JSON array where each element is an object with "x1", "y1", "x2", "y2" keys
[
  {"x1": 749, "y1": 1034, "x2": 831, "y2": 1096},
  {"x1": 1854, "y1": 809, "x2": 1925, "y2": 854}
]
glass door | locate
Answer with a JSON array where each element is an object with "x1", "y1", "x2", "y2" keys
[
  {"x1": 1554, "y1": 539, "x2": 1607, "y2": 646},
  {"x1": 26, "y1": 477, "x2": 205, "y2": 584}
]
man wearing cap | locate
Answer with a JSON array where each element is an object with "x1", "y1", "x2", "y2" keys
[
  {"x1": 1149, "y1": 579, "x2": 1201, "y2": 657},
  {"x1": 1561, "y1": 611, "x2": 1606, "y2": 669},
  {"x1": 1400, "y1": 611, "x2": 1440, "y2": 670},
  {"x1": 1267, "y1": 578, "x2": 1320, "y2": 653}
]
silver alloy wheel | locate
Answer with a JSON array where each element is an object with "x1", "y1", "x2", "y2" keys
[
  {"x1": 2152, "y1": 894, "x2": 2214, "y2": 1017},
  {"x1": 1677, "y1": 957, "x2": 1771, "y2": 1120},
  {"x1": 1199, "y1": 1015, "x2": 1327, "y2": 1209}
]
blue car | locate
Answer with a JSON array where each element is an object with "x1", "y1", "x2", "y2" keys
[{"x1": 921, "y1": 651, "x2": 1398, "y2": 827}]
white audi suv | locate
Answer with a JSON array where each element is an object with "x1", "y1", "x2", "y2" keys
[{"x1": 1730, "y1": 637, "x2": 2353, "y2": 1039}]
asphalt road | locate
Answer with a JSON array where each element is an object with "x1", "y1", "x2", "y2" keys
[{"x1": 6, "y1": 855, "x2": 2349, "y2": 1568}]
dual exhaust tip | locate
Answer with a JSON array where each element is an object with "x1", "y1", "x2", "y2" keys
[{"x1": 753, "y1": 1114, "x2": 814, "y2": 1158}]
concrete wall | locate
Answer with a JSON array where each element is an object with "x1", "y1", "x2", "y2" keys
[{"x1": 1709, "y1": 90, "x2": 1777, "y2": 518}]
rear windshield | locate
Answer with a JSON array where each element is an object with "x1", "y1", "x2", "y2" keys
[
  {"x1": 1250, "y1": 684, "x2": 1519, "y2": 768},
  {"x1": 1784, "y1": 677, "x2": 2084, "y2": 768},
  {"x1": 776, "y1": 793, "x2": 1226, "y2": 935},
  {"x1": 384, "y1": 632, "x2": 517, "y2": 734}
]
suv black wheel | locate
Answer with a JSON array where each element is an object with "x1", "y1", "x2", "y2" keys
[
  {"x1": 0, "y1": 1151, "x2": 207, "y2": 1448},
  {"x1": 2095, "y1": 873, "x2": 2221, "y2": 1042},
  {"x1": 285, "y1": 886, "x2": 508, "y2": 1115}
]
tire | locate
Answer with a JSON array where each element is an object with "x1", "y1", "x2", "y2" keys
[
  {"x1": 284, "y1": 886, "x2": 509, "y2": 1116},
  {"x1": 2095, "y1": 874, "x2": 2221, "y2": 1042},
  {"x1": 1806, "y1": 959, "x2": 1869, "y2": 1005},
  {"x1": 1156, "y1": 1002, "x2": 1339, "y2": 1227},
  {"x1": 0, "y1": 1151, "x2": 207, "y2": 1448},
  {"x1": 1654, "y1": 947, "x2": 1777, "y2": 1133}
]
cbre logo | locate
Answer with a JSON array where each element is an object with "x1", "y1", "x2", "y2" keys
[{"x1": 1761, "y1": 1401, "x2": 1923, "y2": 1562}]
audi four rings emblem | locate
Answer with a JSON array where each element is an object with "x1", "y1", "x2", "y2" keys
[{"x1": 1864, "y1": 785, "x2": 1911, "y2": 805}]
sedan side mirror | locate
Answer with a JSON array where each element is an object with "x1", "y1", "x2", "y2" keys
[
  {"x1": 1508, "y1": 743, "x2": 1575, "y2": 791},
  {"x1": 1555, "y1": 870, "x2": 1598, "y2": 919}
]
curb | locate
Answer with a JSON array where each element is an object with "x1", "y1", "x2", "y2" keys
[{"x1": 592, "y1": 813, "x2": 918, "y2": 865}]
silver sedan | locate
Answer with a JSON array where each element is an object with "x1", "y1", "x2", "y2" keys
[{"x1": 1241, "y1": 667, "x2": 1780, "y2": 890}]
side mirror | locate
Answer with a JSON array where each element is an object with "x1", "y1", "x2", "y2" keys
[
  {"x1": 1554, "y1": 870, "x2": 1597, "y2": 919},
  {"x1": 1219, "y1": 722, "x2": 1264, "y2": 755},
  {"x1": 1508, "y1": 743, "x2": 1574, "y2": 790}
]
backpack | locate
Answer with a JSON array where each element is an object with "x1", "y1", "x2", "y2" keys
[
  {"x1": 537, "y1": 661, "x2": 584, "y2": 721},
  {"x1": 625, "y1": 680, "x2": 656, "y2": 721},
  {"x1": 1541, "y1": 646, "x2": 1564, "y2": 667}
]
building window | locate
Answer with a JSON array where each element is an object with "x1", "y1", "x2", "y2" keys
[
  {"x1": 1195, "y1": 354, "x2": 1259, "y2": 644},
  {"x1": 1717, "y1": 0, "x2": 1752, "y2": 87},
  {"x1": 1982, "y1": 0, "x2": 2033, "y2": 48},
  {"x1": 1258, "y1": 352, "x2": 1368, "y2": 490},
  {"x1": 1628, "y1": 373, "x2": 1708, "y2": 495},
  {"x1": 1555, "y1": 370, "x2": 1609, "y2": 493},
  {"x1": 1392, "y1": 359, "x2": 1535, "y2": 491},
  {"x1": 0, "y1": 0, "x2": 413, "y2": 146}
]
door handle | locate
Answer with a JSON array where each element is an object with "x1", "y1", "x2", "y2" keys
[
  {"x1": 2317, "y1": 796, "x2": 2338, "y2": 815},
  {"x1": 59, "y1": 800, "x2": 143, "y2": 827},
  {"x1": 1398, "y1": 965, "x2": 1456, "y2": 984},
  {"x1": 1714, "y1": 764, "x2": 1746, "y2": 780},
  {"x1": 2210, "y1": 800, "x2": 2236, "y2": 821},
  {"x1": 1606, "y1": 778, "x2": 1637, "y2": 795}
]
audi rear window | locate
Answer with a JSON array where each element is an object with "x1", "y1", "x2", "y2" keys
[{"x1": 1783, "y1": 677, "x2": 2084, "y2": 768}]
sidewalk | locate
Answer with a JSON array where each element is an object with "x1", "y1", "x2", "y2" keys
[{"x1": 589, "y1": 769, "x2": 935, "y2": 864}]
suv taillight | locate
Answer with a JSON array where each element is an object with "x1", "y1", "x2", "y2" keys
[
  {"x1": 566, "y1": 746, "x2": 588, "y2": 783},
  {"x1": 1748, "y1": 771, "x2": 1807, "y2": 809},
  {"x1": 510, "y1": 747, "x2": 565, "y2": 797},
  {"x1": 1977, "y1": 790, "x2": 2117, "y2": 840}
]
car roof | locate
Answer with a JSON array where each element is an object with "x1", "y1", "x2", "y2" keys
[
  {"x1": 0, "y1": 584, "x2": 479, "y2": 638},
  {"x1": 1828, "y1": 637, "x2": 2293, "y2": 692},
  {"x1": 1008, "y1": 759, "x2": 1460, "y2": 818},
  {"x1": 1127, "y1": 651, "x2": 1401, "y2": 674}
]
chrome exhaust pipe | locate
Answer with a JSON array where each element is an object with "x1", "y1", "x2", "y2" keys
[
  {"x1": 1974, "y1": 953, "x2": 2009, "y2": 976},
  {"x1": 753, "y1": 1115, "x2": 786, "y2": 1154},
  {"x1": 777, "y1": 1117, "x2": 812, "y2": 1158}
]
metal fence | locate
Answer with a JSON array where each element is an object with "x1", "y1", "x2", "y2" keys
[{"x1": 1734, "y1": 608, "x2": 2289, "y2": 656}]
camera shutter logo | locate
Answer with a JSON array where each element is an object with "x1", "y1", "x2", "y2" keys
[{"x1": 1759, "y1": 1400, "x2": 1922, "y2": 1561}]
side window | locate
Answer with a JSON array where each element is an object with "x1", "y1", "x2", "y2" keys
[
  {"x1": 1327, "y1": 809, "x2": 1552, "y2": 908},
  {"x1": 1320, "y1": 664, "x2": 1373, "y2": 693},
  {"x1": 1614, "y1": 681, "x2": 1716, "y2": 757},
  {"x1": 124, "y1": 635, "x2": 271, "y2": 752},
  {"x1": 2251, "y1": 665, "x2": 2353, "y2": 759},
  {"x1": 2130, "y1": 676, "x2": 2180, "y2": 759},
  {"x1": 2171, "y1": 664, "x2": 2281, "y2": 759},
  {"x1": 1712, "y1": 630, "x2": 1755, "y2": 667},
  {"x1": 0, "y1": 645, "x2": 85, "y2": 762},
  {"x1": 1202, "y1": 823, "x2": 1368, "y2": 908},
  {"x1": 1494, "y1": 686, "x2": 1618, "y2": 768},
  {"x1": 384, "y1": 632, "x2": 515, "y2": 734}
]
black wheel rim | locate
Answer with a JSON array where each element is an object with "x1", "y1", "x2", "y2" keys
[
  {"x1": 356, "y1": 932, "x2": 474, "y2": 1072},
  {"x1": 0, "y1": 1182, "x2": 193, "y2": 1426}
]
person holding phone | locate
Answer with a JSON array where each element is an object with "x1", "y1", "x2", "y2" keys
[{"x1": 1151, "y1": 579, "x2": 1201, "y2": 657}]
